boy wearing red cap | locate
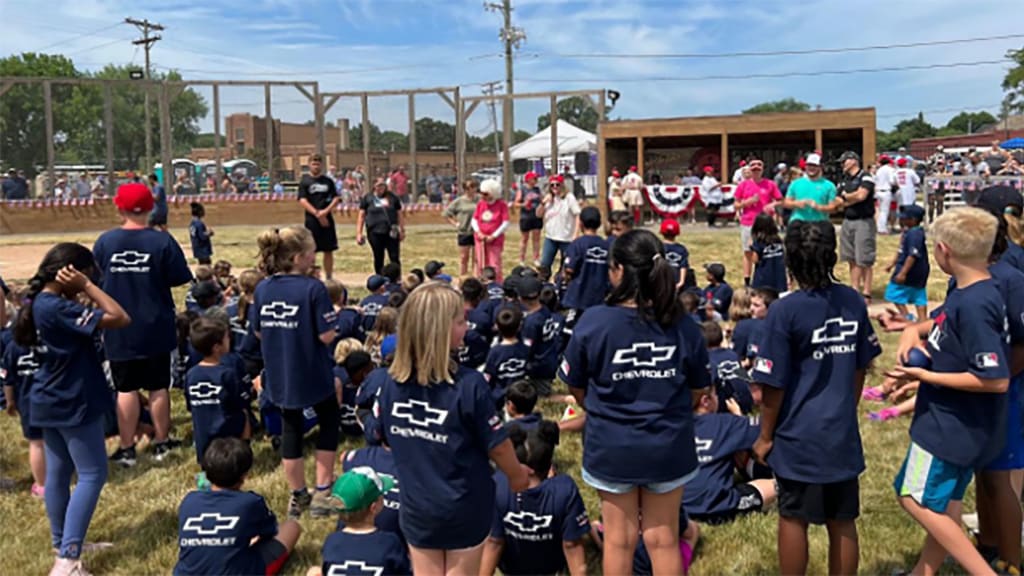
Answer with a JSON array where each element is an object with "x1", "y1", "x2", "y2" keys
[
  {"x1": 94, "y1": 183, "x2": 193, "y2": 466},
  {"x1": 660, "y1": 219, "x2": 692, "y2": 291}
]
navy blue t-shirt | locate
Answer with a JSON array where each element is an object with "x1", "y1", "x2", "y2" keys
[
  {"x1": 522, "y1": 307, "x2": 560, "y2": 380},
  {"x1": 892, "y1": 226, "x2": 929, "y2": 288},
  {"x1": 457, "y1": 329, "x2": 490, "y2": 370},
  {"x1": 378, "y1": 365, "x2": 508, "y2": 549},
  {"x1": 507, "y1": 412, "x2": 544, "y2": 431},
  {"x1": 911, "y1": 279, "x2": 1010, "y2": 468},
  {"x1": 340, "y1": 447, "x2": 403, "y2": 540},
  {"x1": 93, "y1": 227, "x2": 193, "y2": 361},
  {"x1": 175, "y1": 490, "x2": 278, "y2": 576},
  {"x1": 253, "y1": 275, "x2": 337, "y2": 409},
  {"x1": 152, "y1": 184, "x2": 168, "y2": 220},
  {"x1": 703, "y1": 282, "x2": 734, "y2": 320},
  {"x1": 1000, "y1": 241, "x2": 1024, "y2": 274},
  {"x1": 684, "y1": 413, "x2": 761, "y2": 516},
  {"x1": 334, "y1": 366, "x2": 361, "y2": 436},
  {"x1": 335, "y1": 307, "x2": 365, "y2": 343},
  {"x1": 751, "y1": 241, "x2": 787, "y2": 293},
  {"x1": 359, "y1": 294, "x2": 390, "y2": 334},
  {"x1": 1, "y1": 338, "x2": 40, "y2": 435},
  {"x1": 321, "y1": 530, "x2": 411, "y2": 576},
  {"x1": 752, "y1": 283, "x2": 882, "y2": 483},
  {"x1": 485, "y1": 341, "x2": 530, "y2": 406},
  {"x1": 486, "y1": 282, "x2": 505, "y2": 301},
  {"x1": 731, "y1": 318, "x2": 758, "y2": 360},
  {"x1": 708, "y1": 347, "x2": 754, "y2": 414},
  {"x1": 562, "y1": 235, "x2": 609, "y2": 310},
  {"x1": 559, "y1": 305, "x2": 710, "y2": 484},
  {"x1": 664, "y1": 242, "x2": 691, "y2": 286},
  {"x1": 30, "y1": 293, "x2": 111, "y2": 428},
  {"x1": 491, "y1": 472, "x2": 590, "y2": 576},
  {"x1": 186, "y1": 363, "x2": 248, "y2": 462},
  {"x1": 467, "y1": 302, "x2": 496, "y2": 343},
  {"x1": 355, "y1": 367, "x2": 389, "y2": 445},
  {"x1": 189, "y1": 217, "x2": 212, "y2": 261}
]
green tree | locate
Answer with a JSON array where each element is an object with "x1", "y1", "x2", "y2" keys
[
  {"x1": 942, "y1": 111, "x2": 997, "y2": 135},
  {"x1": 195, "y1": 133, "x2": 226, "y2": 148},
  {"x1": 877, "y1": 112, "x2": 937, "y2": 151},
  {"x1": 415, "y1": 117, "x2": 456, "y2": 151},
  {"x1": 742, "y1": 98, "x2": 811, "y2": 114},
  {"x1": 536, "y1": 96, "x2": 600, "y2": 132},
  {"x1": 1003, "y1": 47, "x2": 1024, "y2": 114}
]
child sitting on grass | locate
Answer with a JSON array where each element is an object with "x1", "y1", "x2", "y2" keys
[
  {"x1": 883, "y1": 205, "x2": 930, "y2": 323},
  {"x1": 703, "y1": 263, "x2": 733, "y2": 320},
  {"x1": 484, "y1": 306, "x2": 529, "y2": 408},
  {"x1": 727, "y1": 288, "x2": 754, "y2": 364},
  {"x1": 176, "y1": 438, "x2": 301, "y2": 576},
  {"x1": 333, "y1": 341, "x2": 369, "y2": 438},
  {"x1": 701, "y1": 321, "x2": 754, "y2": 414},
  {"x1": 503, "y1": 380, "x2": 554, "y2": 435},
  {"x1": 307, "y1": 468, "x2": 410, "y2": 576},
  {"x1": 325, "y1": 279, "x2": 363, "y2": 344},
  {"x1": 364, "y1": 307, "x2": 397, "y2": 366}
]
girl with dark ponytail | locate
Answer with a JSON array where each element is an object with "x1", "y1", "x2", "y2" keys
[
  {"x1": 481, "y1": 421, "x2": 589, "y2": 576},
  {"x1": 15, "y1": 242, "x2": 130, "y2": 576},
  {"x1": 557, "y1": 228, "x2": 710, "y2": 575}
]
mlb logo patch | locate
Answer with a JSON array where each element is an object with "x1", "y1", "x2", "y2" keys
[
  {"x1": 559, "y1": 359, "x2": 570, "y2": 377},
  {"x1": 975, "y1": 352, "x2": 1000, "y2": 369},
  {"x1": 754, "y1": 357, "x2": 773, "y2": 374}
]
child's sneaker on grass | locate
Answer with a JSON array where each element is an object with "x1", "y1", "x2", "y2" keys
[
  {"x1": 152, "y1": 438, "x2": 183, "y2": 461},
  {"x1": 47, "y1": 558, "x2": 92, "y2": 576},
  {"x1": 31, "y1": 484, "x2": 45, "y2": 499},
  {"x1": 310, "y1": 487, "x2": 340, "y2": 517},
  {"x1": 108, "y1": 445, "x2": 136, "y2": 468},
  {"x1": 868, "y1": 407, "x2": 901, "y2": 421},
  {"x1": 287, "y1": 488, "x2": 312, "y2": 520}
]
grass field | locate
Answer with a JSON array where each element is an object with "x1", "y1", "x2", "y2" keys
[{"x1": 0, "y1": 223, "x2": 963, "y2": 575}]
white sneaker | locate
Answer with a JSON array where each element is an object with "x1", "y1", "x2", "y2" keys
[
  {"x1": 48, "y1": 558, "x2": 92, "y2": 576},
  {"x1": 961, "y1": 512, "x2": 979, "y2": 532}
]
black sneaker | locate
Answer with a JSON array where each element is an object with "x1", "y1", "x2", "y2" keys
[
  {"x1": 287, "y1": 489, "x2": 312, "y2": 520},
  {"x1": 152, "y1": 440, "x2": 180, "y2": 462},
  {"x1": 109, "y1": 446, "x2": 136, "y2": 468}
]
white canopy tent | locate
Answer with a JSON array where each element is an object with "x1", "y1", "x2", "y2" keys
[{"x1": 508, "y1": 119, "x2": 597, "y2": 160}]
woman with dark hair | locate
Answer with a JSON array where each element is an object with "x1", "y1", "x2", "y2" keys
[
  {"x1": 443, "y1": 179, "x2": 479, "y2": 276},
  {"x1": 557, "y1": 229, "x2": 710, "y2": 575},
  {"x1": 14, "y1": 243, "x2": 130, "y2": 576},
  {"x1": 357, "y1": 177, "x2": 405, "y2": 274}
]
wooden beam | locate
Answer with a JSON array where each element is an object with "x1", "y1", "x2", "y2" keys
[
  {"x1": 720, "y1": 132, "x2": 729, "y2": 181},
  {"x1": 321, "y1": 86, "x2": 459, "y2": 98},
  {"x1": 104, "y1": 83, "x2": 115, "y2": 197},
  {"x1": 213, "y1": 84, "x2": 222, "y2": 185},
  {"x1": 159, "y1": 82, "x2": 173, "y2": 189},
  {"x1": 0, "y1": 82, "x2": 12, "y2": 99},
  {"x1": 408, "y1": 93, "x2": 417, "y2": 201},
  {"x1": 637, "y1": 136, "x2": 645, "y2": 180},
  {"x1": 313, "y1": 83, "x2": 324, "y2": 160},
  {"x1": 597, "y1": 129, "x2": 607, "y2": 215},
  {"x1": 815, "y1": 128, "x2": 823, "y2": 153},
  {"x1": 293, "y1": 83, "x2": 314, "y2": 102},
  {"x1": 550, "y1": 95, "x2": 558, "y2": 176},
  {"x1": 322, "y1": 94, "x2": 341, "y2": 115},
  {"x1": 464, "y1": 100, "x2": 481, "y2": 119},
  {"x1": 456, "y1": 89, "x2": 466, "y2": 181},
  {"x1": 44, "y1": 80, "x2": 54, "y2": 194},
  {"x1": 437, "y1": 90, "x2": 456, "y2": 110},
  {"x1": 361, "y1": 93, "x2": 370, "y2": 177},
  {"x1": 461, "y1": 88, "x2": 604, "y2": 102},
  {"x1": 265, "y1": 84, "x2": 274, "y2": 186}
]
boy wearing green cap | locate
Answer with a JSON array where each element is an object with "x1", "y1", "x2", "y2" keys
[{"x1": 307, "y1": 468, "x2": 411, "y2": 576}]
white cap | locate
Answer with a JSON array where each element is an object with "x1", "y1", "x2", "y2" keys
[
  {"x1": 480, "y1": 179, "x2": 501, "y2": 196},
  {"x1": 805, "y1": 153, "x2": 822, "y2": 166},
  {"x1": 776, "y1": 162, "x2": 787, "y2": 171}
]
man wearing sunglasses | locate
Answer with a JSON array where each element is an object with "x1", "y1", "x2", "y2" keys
[{"x1": 734, "y1": 158, "x2": 782, "y2": 286}]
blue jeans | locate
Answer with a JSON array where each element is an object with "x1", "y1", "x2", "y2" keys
[
  {"x1": 43, "y1": 418, "x2": 108, "y2": 559},
  {"x1": 541, "y1": 238, "x2": 571, "y2": 269}
]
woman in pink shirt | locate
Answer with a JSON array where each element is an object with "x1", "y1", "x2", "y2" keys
[
  {"x1": 733, "y1": 158, "x2": 781, "y2": 286},
  {"x1": 472, "y1": 179, "x2": 510, "y2": 280}
]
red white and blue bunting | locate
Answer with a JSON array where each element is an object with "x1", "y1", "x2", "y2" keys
[
  {"x1": 0, "y1": 193, "x2": 445, "y2": 212},
  {"x1": 642, "y1": 185, "x2": 736, "y2": 218}
]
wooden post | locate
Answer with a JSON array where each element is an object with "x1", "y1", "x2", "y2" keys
[
  {"x1": 313, "y1": 83, "x2": 324, "y2": 160},
  {"x1": 636, "y1": 136, "x2": 645, "y2": 178},
  {"x1": 502, "y1": 96, "x2": 513, "y2": 198},
  {"x1": 597, "y1": 91, "x2": 607, "y2": 210},
  {"x1": 408, "y1": 93, "x2": 417, "y2": 201},
  {"x1": 159, "y1": 82, "x2": 173, "y2": 191},
  {"x1": 43, "y1": 80, "x2": 55, "y2": 195},
  {"x1": 361, "y1": 93, "x2": 370, "y2": 177},
  {"x1": 720, "y1": 132, "x2": 729, "y2": 181},
  {"x1": 862, "y1": 127, "x2": 876, "y2": 162},
  {"x1": 264, "y1": 84, "x2": 274, "y2": 186},
  {"x1": 454, "y1": 86, "x2": 464, "y2": 181},
  {"x1": 549, "y1": 95, "x2": 558, "y2": 177},
  {"x1": 815, "y1": 128, "x2": 823, "y2": 153},
  {"x1": 213, "y1": 84, "x2": 222, "y2": 185},
  {"x1": 104, "y1": 82, "x2": 115, "y2": 197}
]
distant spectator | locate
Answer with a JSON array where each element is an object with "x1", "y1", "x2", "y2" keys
[{"x1": 2, "y1": 168, "x2": 28, "y2": 200}]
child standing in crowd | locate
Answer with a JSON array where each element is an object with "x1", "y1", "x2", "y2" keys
[
  {"x1": 749, "y1": 213, "x2": 787, "y2": 294},
  {"x1": 703, "y1": 263, "x2": 733, "y2": 320},
  {"x1": 185, "y1": 317, "x2": 250, "y2": 464},
  {"x1": 189, "y1": 202, "x2": 214, "y2": 266},
  {"x1": 890, "y1": 207, "x2": 1013, "y2": 576},
  {"x1": 2, "y1": 324, "x2": 45, "y2": 498},
  {"x1": 727, "y1": 289, "x2": 754, "y2": 364},
  {"x1": 607, "y1": 210, "x2": 634, "y2": 240},
  {"x1": 484, "y1": 306, "x2": 529, "y2": 409},
  {"x1": 660, "y1": 219, "x2": 692, "y2": 291},
  {"x1": 377, "y1": 282, "x2": 528, "y2": 575},
  {"x1": 176, "y1": 438, "x2": 301, "y2": 576},
  {"x1": 253, "y1": 226, "x2": 339, "y2": 519},
  {"x1": 558, "y1": 229, "x2": 710, "y2": 576},
  {"x1": 561, "y1": 207, "x2": 609, "y2": 326},
  {"x1": 884, "y1": 205, "x2": 930, "y2": 323},
  {"x1": 518, "y1": 276, "x2": 559, "y2": 397},
  {"x1": 481, "y1": 421, "x2": 589, "y2": 576},
  {"x1": 14, "y1": 243, "x2": 131, "y2": 576},
  {"x1": 313, "y1": 469, "x2": 410, "y2": 576},
  {"x1": 94, "y1": 183, "x2": 193, "y2": 467},
  {"x1": 753, "y1": 220, "x2": 882, "y2": 576}
]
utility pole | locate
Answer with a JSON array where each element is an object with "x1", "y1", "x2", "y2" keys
[
  {"x1": 126, "y1": 17, "x2": 164, "y2": 175},
  {"x1": 480, "y1": 81, "x2": 503, "y2": 162},
  {"x1": 485, "y1": 0, "x2": 525, "y2": 193}
]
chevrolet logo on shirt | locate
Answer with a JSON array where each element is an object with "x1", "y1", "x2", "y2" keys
[
  {"x1": 666, "y1": 251, "x2": 684, "y2": 266},
  {"x1": 505, "y1": 510, "x2": 554, "y2": 534},
  {"x1": 188, "y1": 382, "x2": 222, "y2": 404},
  {"x1": 716, "y1": 360, "x2": 749, "y2": 382},
  {"x1": 498, "y1": 358, "x2": 526, "y2": 375},
  {"x1": 584, "y1": 246, "x2": 608, "y2": 264},
  {"x1": 612, "y1": 343, "x2": 676, "y2": 367},
  {"x1": 182, "y1": 513, "x2": 239, "y2": 535},
  {"x1": 108, "y1": 250, "x2": 151, "y2": 272},
  {"x1": 261, "y1": 302, "x2": 299, "y2": 320},
  {"x1": 390, "y1": 400, "x2": 449, "y2": 444},
  {"x1": 326, "y1": 561, "x2": 384, "y2": 576},
  {"x1": 362, "y1": 303, "x2": 383, "y2": 317},
  {"x1": 811, "y1": 318, "x2": 858, "y2": 344}
]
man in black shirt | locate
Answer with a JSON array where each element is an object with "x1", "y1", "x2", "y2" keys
[
  {"x1": 836, "y1": 151, "x2": 877, "y2": 303},
  {"x1": 298, "y1": 154, "x2": 340, "y2": 278}
]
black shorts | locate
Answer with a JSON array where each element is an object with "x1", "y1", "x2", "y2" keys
[
  {"x1": 305, "y1": 217, "x2": 338, "y2": 253},
  {"x1": 255, "y1": 538, "x2": 289, "y2": 574},
  {"x1": 457, "y1": 233, "x2": 475, "y2": 247},
  {"x1": 777, "y1": 476, "x2": 859, "y2": 525},
  {"x1": 110, "y1": 353, "x2": 171, "y2": 393},
  {"x1": 691, "y1": 483, "x2": 766, "y2": 525},
  {"x1": 519, "y1": 217, "x2": 543, "y2": 233},
  {"x1": 148, "y1": 213, "x2": 168, "y2": 227}
]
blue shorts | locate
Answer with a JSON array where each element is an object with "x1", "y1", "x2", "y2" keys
[
  {"x1": 884, "y1": 282, "x2": 928, "y2": 307},
  {"x1": 583, "y1": 467, "x2": 698, "y2": 495},
  {"x1": 984, "y1": 377, "x2": 1024, "y2": 471},
  {"x1": 894, "y1": 441, "x2": 973, "y2": 513}
]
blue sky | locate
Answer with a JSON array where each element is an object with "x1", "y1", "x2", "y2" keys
[{"x1": 1, "y1": 0, "x2": 1020, "y2": 135}]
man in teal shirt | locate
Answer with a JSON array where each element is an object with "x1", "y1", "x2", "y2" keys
[{"x1": 784, "y1": 153, "x2": 840, "y2": 221}]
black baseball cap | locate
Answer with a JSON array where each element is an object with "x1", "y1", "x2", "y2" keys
[
  {"x1": 898, "y1": 205, "x2": 925, "y2": 221},
  {"x1": 193, "y1": 280, "x2": 222, "y2": 301},
  {"x1": 975, "y1": 185, "x2": 1024, "y2": 218},
  {"x1": 425, "y1": 260, "x2": 445, "y2": 277},
  {"x1": 516, "y1": 276, "x2": 542, "y2": 300},
  {"x1": 839, "y1": 151, "x2": 861, "y2": 164},
  {"x1": 704, "y1": 262, "x2": 726, "y2": 281}
]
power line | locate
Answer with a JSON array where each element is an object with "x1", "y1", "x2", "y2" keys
[
  {"x1": 544, "y1": 32, "x2": 1024, "y2": 60},
  {"x1": 23, "y1": 22, "x2": 125, "y2": 54},
  {"x1": 877, "y1": 103, "x2": 1001, "y2": 119},
  {"x1": 125, "y1": 17, "x2": 164, "y2": 175},
  {"x1": 63, "y1": 37, "x2": 132, "y2": 58},
  {"x1": 518, "y1": 59, "x2": 1011, "y2": 83}
]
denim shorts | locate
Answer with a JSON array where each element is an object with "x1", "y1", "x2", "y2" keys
[{"x1": 582, "y1": 467, "x2": 698, "y2": 495}]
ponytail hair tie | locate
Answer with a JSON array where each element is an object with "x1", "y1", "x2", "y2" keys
[{"x1": 652, "y1": 253, "x2": 662, "y2": 262}]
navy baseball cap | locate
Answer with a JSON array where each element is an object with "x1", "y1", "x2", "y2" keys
[
  {"x1": 899, "y1": 205, "x2": 925, "y2": 221},
  {"x1": 366, "y1": 275, "x2": 388, "y2": 292},
  {"x1": 516, "y1": 276, "x2": 542, "y2": 300}
]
